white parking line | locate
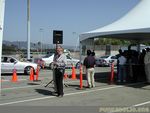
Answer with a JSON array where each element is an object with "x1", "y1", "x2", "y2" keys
[
  {"x1": 0, "y1": 85, "x2": 122, "y2": 106},
  {"x1": 0, "y1": 82, "x2": 145, "y2": 106},
  {"x1": 133, "y1": 101, "x2": 150, "y2": 107},
  {"x1": 0, "y1": 96, "x2": 54, "y2": 106}
]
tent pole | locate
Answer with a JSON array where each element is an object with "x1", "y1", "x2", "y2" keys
[
  {"x1": 137, "y1": 42, "x2": 141, "y2": 53},
  {"x1": 79, "y1": 41, "x2": 82, "y2": 64}
]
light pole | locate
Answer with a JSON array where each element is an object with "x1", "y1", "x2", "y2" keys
[
  {"x1": 39, "y1": 28, "x2": 43, "y2": 55},
  {"x1": 73, "y1": 32, "x2": 79, "y2": 52},
  {"x1": 27, "y1": 0, "x2": 30, "y2": 60}
]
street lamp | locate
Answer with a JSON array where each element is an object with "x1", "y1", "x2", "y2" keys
[
  {"x1": 72, "y1": 32, "x2": 80, "y2": 59},
  {"x1": 39, "y1": 28, "x2": 44, "y2": 55},
  {"x1": 72, "y1": 32, "x2": 79, "y2": 52},
  {"x1": 27, "y1": 0, "x2": 30, "y2": 60}
]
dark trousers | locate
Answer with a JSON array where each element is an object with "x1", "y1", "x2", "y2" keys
[
  {"x1": 132, "y1": 65, "x2": 139, "y2": 83},
  {"x1": 55, "y1": 68, "x2": 64, "y2": 96}
]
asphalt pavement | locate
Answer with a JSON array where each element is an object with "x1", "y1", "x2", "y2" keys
[{"x1": 0, "y1": 67, "x2": 150, "y2": 113}]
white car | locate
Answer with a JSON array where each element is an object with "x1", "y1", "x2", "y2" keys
[
  {"x1": 39, "y1": 53, "x2": 80, "y2": 69},
  {"x1": 1, "y1": 56, "x2": 38, "y2": 75},
  {"x1": 66, "y1": 55, "x2": 80, "y2": 68},
  {"x1": 41, "y1": 53, "x2": 54, "y2": 68},
  {"x1": 96, "y1": 55, "x2": 117, "y2": 67}
]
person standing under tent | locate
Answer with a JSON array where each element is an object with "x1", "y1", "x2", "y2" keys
[
  {"x1": 144, "y1": 48, "x2": 150, "y2": 84},
  {"x1": 117, "y1": 52, "x2": 127, "y2": 83}
]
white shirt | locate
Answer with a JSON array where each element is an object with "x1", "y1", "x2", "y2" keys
[
  {"x1": 118, "y1": 56, "x2": 126, "y2": 65},
  {"x1": 144, "y1": 52, "x2": 150, "y2": 65},
  {"x1": 53, "y1": 53, "x2": 67, "y2": 68}
]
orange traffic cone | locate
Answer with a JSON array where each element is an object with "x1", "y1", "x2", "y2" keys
[
  {"x1": 12, "y1": 69, "x2": 18, "y2": 82},
  {"x1": 64, "y1": 73, "x2": 68, "y2": 79},
  {"x1": 29, "y1": 68, "x2": 34, "y2": 81},
  {"x1": 71, "y1": 65, "x2": 76, "y2": 80},
  {"x1": 110, "y1": 63, "x2": 115, "y2": 84},
  {"x1": 35, "y1": 66, "x2": 40, "y2": 81},
  {"x1": 79, "y1": 64, "x2": 83, "y2": 89}
]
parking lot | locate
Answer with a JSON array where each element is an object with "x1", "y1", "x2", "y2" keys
[{"x1": 0, "y1": 67, "x2": 150, "y2": 109}]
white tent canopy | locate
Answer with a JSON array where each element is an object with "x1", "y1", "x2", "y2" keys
[{"x1": 79, "y1": 0, "x2": 150, "y2": 42}]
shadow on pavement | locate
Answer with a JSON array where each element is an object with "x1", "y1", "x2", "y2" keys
[
  {"x1": 27, "y1": 82, "x2": 40, "y2": 85},
  {"x1": 73, "y1": 71, "x2": 149, "y2": 89},
  {"x1": 73, "y1": 72, "x2": 111, "y2": 84},
  {"x1": 1, "y1": 73, "x2": 28, "y2": 76},
  {"x1": 35, "y1": 89, "x2": 54, "y2": 96}
]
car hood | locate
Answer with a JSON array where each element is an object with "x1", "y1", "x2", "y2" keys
[
  {"x1": 42, "y1": 54, "x2": 54, "y2": 61},
  {"x1": 19, "y1": 61, "x2": 37, "y2": 66},
  {"x1": 71, "y1": 58, "x2": 80, "y2": 62}
]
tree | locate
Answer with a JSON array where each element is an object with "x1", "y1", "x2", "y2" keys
[
  {"x1": 2, "y1": 44, "x2": 17, "y2": 54},
  {"x1": 94, "y1": 38, "x2": 131, "y2": 45}
]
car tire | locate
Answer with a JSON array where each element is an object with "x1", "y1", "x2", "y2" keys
[
  {"x1": 75, "y1": 62, "x2": 80, "y2": 69},
  {"x1": 49, "y1": 63, "x2": 53, "y2": 70},
  {"x1": 24, "y1": 66, "x2": 33, "y2": 75}
]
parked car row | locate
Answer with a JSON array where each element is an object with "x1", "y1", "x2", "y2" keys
[
  {"x1": 34, "y1": 53, "x2": 80, "y2": 69},
  {"x1": 1, "y1": 54, "x2": 117, "y2": 75},
  {"x1": 37, "y1": 54, "x2": 117, "y2": 68}
]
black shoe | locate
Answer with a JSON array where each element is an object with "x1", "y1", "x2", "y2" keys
[{"x1": 57, "y1": 95, "x2": 63, "y2": 98}]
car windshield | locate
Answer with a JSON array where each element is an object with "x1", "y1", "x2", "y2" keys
[
  {"x1": 66, "y1": 55, "x2": 71, "y2": 59},
  {"x1": 111, "y1": 56, "x2": 117, "y2": 59},
  {"x1": 100, "y1": 56, "x2": 109, "y2": 58},
  {"x1": 43, "y1": 53, "x2": 54, "y2": 58},
  {"x1": 2, "y1": 56, "x2": 18, "y2": 63}
]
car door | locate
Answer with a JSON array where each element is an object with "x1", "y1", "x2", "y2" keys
[
  {"x1": 14, "y1": 61, "x2": 25, "y2": 73},
  {"x1": 1, "y1": 62, "x2": 12, "y2": 73},
  {"x1": 1, "y1": 57, "x2": 9, "y2": 73},
  {"x1": 9, "y1": 57, "x2": 24, "y2": 73},
  {"x1": 7, "y1": 57, "x2": 16, "y2": 73},
  {"x1": 1, "y1": 57, "x2": 14, "y2": 73}
]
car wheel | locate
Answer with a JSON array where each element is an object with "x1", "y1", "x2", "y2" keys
[
  {"x1": 24, "y1": 66, "x2": 33, "y2": 75},
  {"x1": 49, "y1": 63, "x2": 53, "y2": 70},
  {"x1": 75, "y1": 62, "x2": 80, "y2": 69}
]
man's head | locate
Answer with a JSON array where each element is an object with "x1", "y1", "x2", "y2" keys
[
  {"x1": 146, "y1": 47, "x2": 150, "y2": 52},
  {"x1": 87, "y1": 49, "x2": 91, "y2": 56},
  {"x1": 118, "y1": 49, "x2": 122, "y2": 54},
  {"x1": 56, "y1": 45, "x2": 63, "y2": 55},
  {"x1": 128, "y1": 45, "x2": 131, "y2": 50}
]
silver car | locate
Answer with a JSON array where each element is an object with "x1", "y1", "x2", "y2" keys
[
  {"x1": 36, "y1": 54, "x2": 80, "y2": 69},
  {"x1": 1, "y1": 56, "x2": 38, "y2": 75},
  {"x1": 96, "y1": 55, "x2": 117, "y2": 67}
]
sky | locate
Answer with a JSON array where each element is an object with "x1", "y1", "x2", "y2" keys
[{"x1": 3, "y1": 0, "x2": 140, "y2": 46}]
